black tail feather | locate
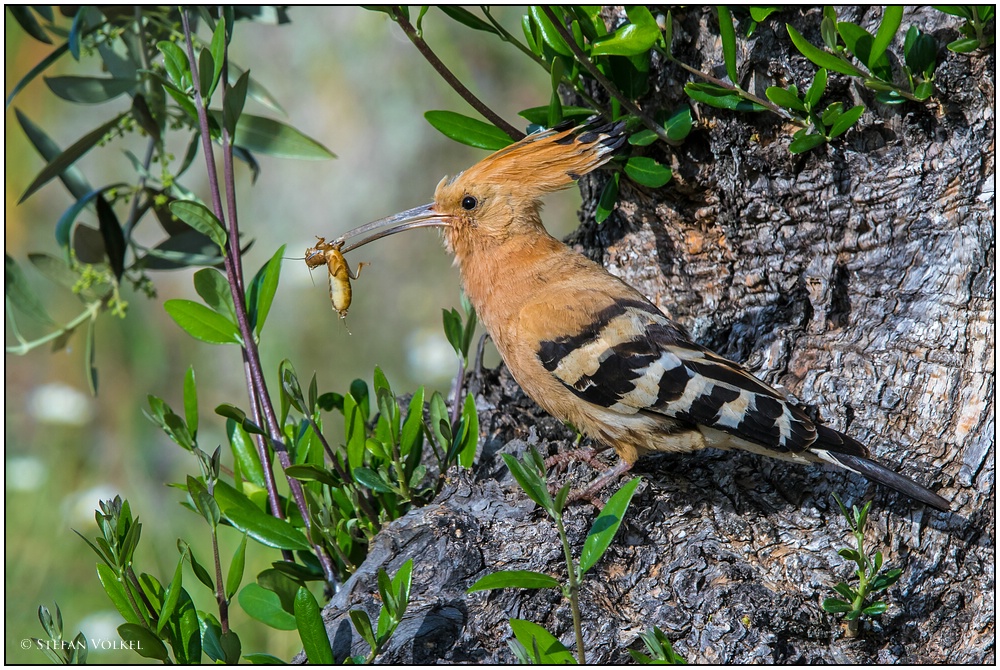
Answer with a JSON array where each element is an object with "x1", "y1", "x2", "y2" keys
[{"x1": 825, "y1": 450, "x2": 951, "y2": 512}]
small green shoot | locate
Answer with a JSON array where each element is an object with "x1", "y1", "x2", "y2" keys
[
  {"x1": 821, "y1": 494, "x2": 903, "y2": 638},
  {"x1": 468, "y1": 448, "x2": 641, "y2": 664}
]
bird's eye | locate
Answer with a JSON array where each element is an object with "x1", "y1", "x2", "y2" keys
[{"x1": 461, "y1": 195, "x2": 478, "y2": 210}]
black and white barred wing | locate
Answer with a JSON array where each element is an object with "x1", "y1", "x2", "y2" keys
[{"x1": 537, "y1": 298, "x2": 821, "y2": 457}]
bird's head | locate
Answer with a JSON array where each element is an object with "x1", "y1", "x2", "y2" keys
[{"x1": 335, "y1": 119, "x2": 626, "y2": 259}]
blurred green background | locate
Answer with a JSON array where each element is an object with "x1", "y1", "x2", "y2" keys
[{"x1": 5, "y1": 7, "x2": 584, "y2": 663}]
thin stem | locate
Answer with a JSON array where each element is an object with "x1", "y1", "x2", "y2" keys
[
  {"x1": 554, "y1": 511, "x2": 586, "y2": 664},
  {"x1": 210, "y1": 527, "x2": 230, "y2": 634},
  {"x1": 5, "y1": 299, "x2": 102, "y2": 355},
  {"x1": 180, "y1": 10, "x2": 337, "y2": 589},
  {"x1": 540, "y1": 6, "x2": 669, "y2": 145},
  {"x1": 391, "y1": 6, "x2": 525, "y2": 140},
  {"x1": 481, "y1": 6, "x2": 546, "y2": 68},
  {"x1": 665, "y1": 51, "x2": 804, "y2": 125},
  {"x1": 448, "y1": 355, "x2": 466, "y2": 435}
]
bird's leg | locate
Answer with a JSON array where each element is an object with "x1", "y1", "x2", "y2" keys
[
  {"x1": 544, "y1": 447, "x2": 611, "y2": 475},
  {"x1": 569, "y1": 458, "x2": 634, "y2": 508}
]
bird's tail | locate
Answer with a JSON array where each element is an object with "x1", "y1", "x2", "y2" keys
[
  {"x1": 811, "y1": 424, "x2": 951, "y2": 511},
  {"x1": 463, "y1": 117, "x2": 627, "y2": 198}
]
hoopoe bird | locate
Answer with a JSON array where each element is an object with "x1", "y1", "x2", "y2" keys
[{"x1": 332, "y1": 119, "x2": 950, "y2": 512}]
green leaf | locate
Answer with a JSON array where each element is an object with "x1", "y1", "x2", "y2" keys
[
  {"x1": 787, "y1": 133, "x2": 826, "y2": 154},
  {"x1": 214, "y1": 480, "x2": 311, "y2": 550},
  {"x1": 245, "y1": 653, "x2": 286, "y2": 664},
  {"x1": 164, "y1": 299, "x2": 241, "y2": 345},
  {"x1": 246, "y1": 244, "x2": 284, "y2": 337},
  {"x1": 913, "y1": 81, "x2": 934, "y2": 100},
  {"x1": 501, "y1": 453, "x2": 552, "y2": 512},
  {"x1": 933, "y1": 5, "x2": 973, "y2": 19},
  {"x1": 117, "y1": 623, "x2": 169, "y2": 661},
  {"x1": 238, "y1": 583, "x2": 297, "y2": 630},
  {"x1": 833, "y1": 582, "x2": 856, "y2": 600},
  {"x1": 353, "y1": 466, "x2": 396, "y2": 494},
  {"x1": 4, "y1": 254, "x2": 56, "y2": 326},
  {"x1": 685, "y1": 82, "x2": 767, "y2": 111},
  {"x1": 169, "y1": 200, "x2": 228, "y2": 252},
  {"x1": 829, "y1": 104, "x2": 864, "y2": 137},
  {"x1": 786, "y1": 24, "x2": 865, "y2": 77},
  {"x1": 904, "y1": 26, "x2": 937, "y2": 76},
  {"x1": 804, "y1": 68, "x2": 828, "y2": 110},
  {"x1": 717, "y1": 6, "x2": 739, "y2": 84},
  {"x1": 44, "y1": 76, "x2": 135, "y2": 104},
  {"x1": 18, "y1": 112, "x2": 124, "y2": 204},
  {"x1": 947, "y1": 36, "x2": 981, "y2": 53},
  {"x1": 580, "y1": 477, "x2": 640, "y2": 575},
  {"x1": 349, "y1": 609, "x2": 376, "y2": 649},
  {"x1": 821, "y1": 597, "x2": 853, "y2": 613},
  {"x1": 424, "y1": 110, "x2": 514, "y2": 150},
  {"x1": 628, "y1": 128, "x2": 658, "y2": 146},
  {"x1": 228, "y1": 419, "x2": 266, "y2": 488},
  {"x1": 467, "y1": 570, "x2": 561, "y2": 593},
  {"x1": 96, "y1": 563, "x2": 140, "y2": 624},
  {"x1": 591, "y1": 5, "x2": 660, "y2": 56},
  {"x1": 8, "y1": 6, "x2": 52, "y2": 43},
  {"x1": 438, "y1": 6, "x2": 498, "y2": 33},
  {"x1": 862, "y1": 601, "x2": 888, "y2": 616},
  {"x1": 295, "y1": 587, "x2": 334, "y2": 664},
  {"x1": 749, "y1": 7, "x2": 780, "y2": 22},
  {"x1": 208, "y1": 18, "x2": 227, "y2": 99},
  {"x1": 344, "y1": 394, "x2": 367, "y2": 470},
  {"x1": 94, "y1": 194, "x2": 125, "y2": 280},
  {"x1": 595, "y1": 172, "x2": 619, "y2": 224},
  {"x1": 224, "y1": 70, "x2": 250, "y2": 137},
  {"x1": 624, "y1": 157, "x2": 672, "y2": 188},
  {"x1": 180, "y1": 540, "x2": 216, "y2": 591},
  {"x1": 157, "y1": 553, "x2": 185, "y2": 634},
  {"x1": 226, "y1": 533, "x2": 248, "y2": 600},
  {"x1": 458, "y1": 392, "x2": 479, "y2": 468},
  {"x1": 528, "y1": 6, "x2": 572, "y2": 56},
  {"x1": 518, "y1": 105, "x2": 594, "y2": 126},
  {"x1": 508, "y1": 618, "x2": 576, "y2": 664},
  {"x1": 7, "y1": 39, "x2": 73, "y2": 107},
  {"x1": 194, "y1": 267, "x2": 237, "y2": 321},
  {"x1": 157, "y1": 40, "x2": 189, "y2": 89},
  {"x1": 209, "y1": 112, "x2": 336, "y2": 159},
  {"x1": 765, "y1": 86, "x2": 806, "y2": 112},
  {"x1": 871, "y1": 6, "x2": 903, "y2": 65},
  {"x1": 664, "y1": 106, "x2": 693, "y2": 141}
]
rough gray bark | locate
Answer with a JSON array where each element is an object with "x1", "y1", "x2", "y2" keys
[{"x1": 315, "y1": 6, "x2": 993, "y2": 663}]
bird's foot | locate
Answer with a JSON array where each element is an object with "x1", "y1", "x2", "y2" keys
[
  {"x1": 544, "y1": 447, "x2": 611, "y2": 475},
  {"x1": 567, "y1": 459, "x2": 634, "y2": 510}
]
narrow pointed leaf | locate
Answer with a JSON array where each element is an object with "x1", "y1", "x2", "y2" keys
[
  {"x1": 44, "y1": 76, "x2": 135, "y2": 104},
  {"x1": 717, "y1": 6, "x2": 739, "y2": 84},
  {"x1": 118, "y1": 623, "x2": 169, "y2": 661},
  {"x1": 226, "y1": 533, "x2": 248, "y2": 600},
  {"x1": 14, "y1": 109, "x2": 95, "y2": 200},
  {"x1": 207, "y1": 112, "x2": 335, "y2": 159},
  {"x1": 580, "y1": 477, "x2": 641, "y2": 575},
  {"x1": 786, "y1": 24, "x2": 865, "y2": 76},
  {"x1": 214, "y1": 480, "x2": 310, "y2": 550},
  {"x1": 829, "y1": 105, "x2": 864, "y2": 138},
  {"x1": 5, "y1": 254, "x2": 56, "y2": 326},
  {"x1": 295, "y1": 587, "x2": 334, "y2": 664},
  {"x1": 468, "y1": 570, "x2": 560, "y2": 593},
  {"x1": 19, "y1": 113, "x2": 126, "y2": 203},
  {"x1": 871, "y1": 6, "x2": 903, "y2": 64}
]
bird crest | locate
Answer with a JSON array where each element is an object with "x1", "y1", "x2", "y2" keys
[{"x1": 456, "y1": 119, "x2": 627, "y2": 199}]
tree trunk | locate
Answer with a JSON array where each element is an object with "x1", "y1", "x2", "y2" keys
[{"x1": 314, "y1": 6, "x2": 993, "y2": 663}]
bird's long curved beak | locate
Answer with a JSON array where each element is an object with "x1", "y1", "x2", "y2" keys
[{"x1": 335, "y1": 203, "x2": 450, "y2": 253}]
